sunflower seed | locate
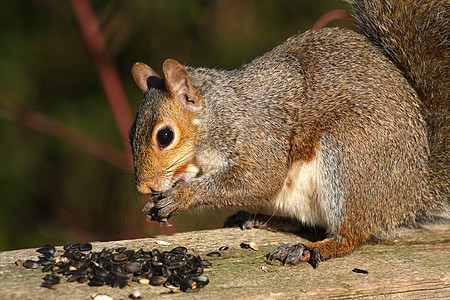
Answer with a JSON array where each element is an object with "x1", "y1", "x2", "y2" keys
[{"x1": 23, "y1": 260, "x2": 40, "y2": 269}]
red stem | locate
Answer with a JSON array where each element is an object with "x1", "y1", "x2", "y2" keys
[
  {"x1": 70, "y1": 0, "x2": 133, "y2": 166},
  {"x1": 0, "y1": 94, "x2": 130, "y2": 170}
]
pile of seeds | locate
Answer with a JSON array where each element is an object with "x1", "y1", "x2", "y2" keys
[{"x1": 16, "y1": 243, "x2": 211, "y2": 293}]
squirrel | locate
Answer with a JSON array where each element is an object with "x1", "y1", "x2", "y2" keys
[{"x1": 129, "y1": 0, "x2": 449, "y2": 268}]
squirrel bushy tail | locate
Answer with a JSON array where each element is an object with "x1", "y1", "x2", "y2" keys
[{"x1": 348, "y1": 0, "x2": 449, "y2": 200}]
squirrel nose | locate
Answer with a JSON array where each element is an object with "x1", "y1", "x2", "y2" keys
[{"x1": 136, "y1": 182, "x2": 158, "y2": 195}]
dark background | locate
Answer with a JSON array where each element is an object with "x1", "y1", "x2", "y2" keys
[{"x1": 0, "y1": 0, "x2": 349, "y2": 251}]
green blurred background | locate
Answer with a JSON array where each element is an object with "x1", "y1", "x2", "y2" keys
[{"x1": 0, "y1": 0, "x2": 349, "y2": 251}]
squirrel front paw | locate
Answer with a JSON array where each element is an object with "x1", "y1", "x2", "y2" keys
[
  {"x1": 223, "y1": 210, "x2": 261, "y2": 230},
  {"x1": 142, "y1": 186, "x2": 190, "y2": 225},
  {"x1": 267, "y1": 243, "x2": 321, "y2": 268}
]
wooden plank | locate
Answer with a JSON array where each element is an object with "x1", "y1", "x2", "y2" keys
[{"x1": 0, "y1": 223, "x2": 449, "y2": 299}]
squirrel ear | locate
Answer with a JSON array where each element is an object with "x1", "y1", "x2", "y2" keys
[
  {"x1": 162, "y1": 59, "x2": 203, "y2": 110},
  {"x1": 131, "y1": 62, "x2": 161, "y2": 94}
]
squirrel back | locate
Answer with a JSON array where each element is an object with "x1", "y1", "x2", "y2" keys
[{"x1": 348, "y1": 0, "x2": 449, "y2": 199}]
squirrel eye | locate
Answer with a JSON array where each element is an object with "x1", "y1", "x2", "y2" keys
[{"x1": 156, "y1": 126, "x2": 174, "y2": 148}]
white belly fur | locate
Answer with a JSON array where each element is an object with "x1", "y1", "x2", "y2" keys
[{"x1": 267, "y1": 152, "x2": 327, "y2": 228}]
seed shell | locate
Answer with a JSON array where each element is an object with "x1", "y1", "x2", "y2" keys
[
  {"x1": 91, "y1": 294, "x2": 113, "y2": 300},
  {"x1": 249, "y1": 242, "x2": 259, "y2": 251},
  {"x1": 15, "y1": 259, "x2": 23, "y2": 267},
  {"x1": 129, "y1": 291, "x2": 142, "y2": 299},
  {"x1": 156, "y1": 240, "x2": 171, "y2": 245}
]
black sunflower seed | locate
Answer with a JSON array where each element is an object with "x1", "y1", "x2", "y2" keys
[
  {"x1": 79, "y1": 243, "x2": 93, "y2": 251},
  {"x1": 179, "y1": 279, "x2": 193, "y2": 292},
  {"x1": 92, "y1": 264, "x2": 108, "y2": 278},
  {"x1": 201, "y1": 260, "x2": 212, "y2": 267},
  {"x1": 124, "y1": 262, "x2": 141, "y2": 273},
  {"x1": 149, "y1": 275, "x2": 166, "y2": 286},
  {"x1": 72, "y1": 252, "x2": 83, "y2": 261},
  {"x1": 88, "y1": 275, "x2": 105, "y2": 286},
  {"x1": 105, "y1": 273, "x2": 120, "y2": 287},
  {"x1": 206, "y1": 252, "x2": 221, "y2": 257},
  {"x1": 71, "y1": 243, "x2": 82, "y2": 250},
  {"x1": 167, "y1": 260, "x2": 186, "y2": 270},
  {"x1": 170, "y1": 246, "x2": 187, "y2": 254},
  {"x1": 67, "y1": 274, "x2": 81, "y2": 282},
  {"x1": 37, "y1": 244, "x2": 56, "y2": 258},
  {"x1": 88, "y1": 280, "x2": 105, "y2": 287},
  {"x1": 112, "y1": 270, "x2": 129, "y2": 280},
  {"x1": 240, "y1": 243, "x2": 250, "y2": 249},
  {"x1": 190, "y1": 275, "x2": 209, "y2": 284},
  {"x1": 23, "y1": 260, "x2": 40, "y2": 269},
  {"x1": 119, "y1": 278, "x2": 128, "y2": 289},
  {"x1": 112, "y1": 253, "x2": 127, "y2": 262},
  {"x1": 124, "y1": 250, "x2": 135, "y2": 260},
  {"x1": 41, "y1": 264, "x2": 53, "y2": 272},
  {"x1": 43, "y1": 274, "x2": 60, "y2": 285},
  {"x1": 352, "y1": 268, "x2": 369, "y2": 274},
  {"x1": 19, "y1": 242, "x2": 212, "y2": 293},
  {"x1": 163, "y1": 274, "x2": 181, "y2": 288},
  {"x1": 96, "y1": 256, "x2": 107, "y2": 267},
  {"x1": 151, "y1": 249, "x2": 162, "y2": 258},
  {"x1": 113, "y1": 263, "x2": 125, "y2": 274},
  {"x1": 37, "y1": 256, "x2": 53, "y2": 266},
  {"x1": 115, "y1": 246, "x2": 127, "y2": 253}
]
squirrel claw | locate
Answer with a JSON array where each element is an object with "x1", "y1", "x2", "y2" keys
[
  {"x1": 142, "y1": 201, "x2": 155, "y2": 214},
  {"x1": 143, "y1": 202, "x2": 168, "y2": 223},
  {"x1": 267, "y1": 243, "x2": 320, "y2": 268},
  {"x1": 145, "y1": 210, "x2": 171, "y2": 226},
  {"x1": 150, "y1": 215, "x2": 171, "y2": 226},
  {"x1": 142, "y1": 188, "x2": 182, "y2": 223},
  {"x1": 160, "y1": 219, "x2": 172, "y2": 227}
]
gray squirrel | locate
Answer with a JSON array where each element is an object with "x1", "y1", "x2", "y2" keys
[{"x1": 129, "y1": 0, "x2": 449, "y2": 268}]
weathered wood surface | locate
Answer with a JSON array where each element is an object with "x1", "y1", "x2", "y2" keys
[{"x1": 0, "y1": 223, "x2": 449, "y2": 299}]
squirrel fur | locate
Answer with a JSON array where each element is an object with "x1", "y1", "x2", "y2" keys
[{"x1": 129, "y1": 0, "x2": 449, "y2": 268}]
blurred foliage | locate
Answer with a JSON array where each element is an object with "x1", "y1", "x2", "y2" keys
[{"x1": 0, "y1": 0, "x2": 349, "y2": 251}]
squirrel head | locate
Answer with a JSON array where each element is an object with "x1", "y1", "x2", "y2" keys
[{"x1": 130, "y1": 59, "x2": 203, "y2": 194}]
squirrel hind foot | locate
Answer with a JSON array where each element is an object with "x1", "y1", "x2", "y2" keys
[
  {"x1": 267, "y1": 237, "x2": 364, "y2": 268},
  {"x1": 267, "y1": 243, "x2": 321, "y2": 268}
]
